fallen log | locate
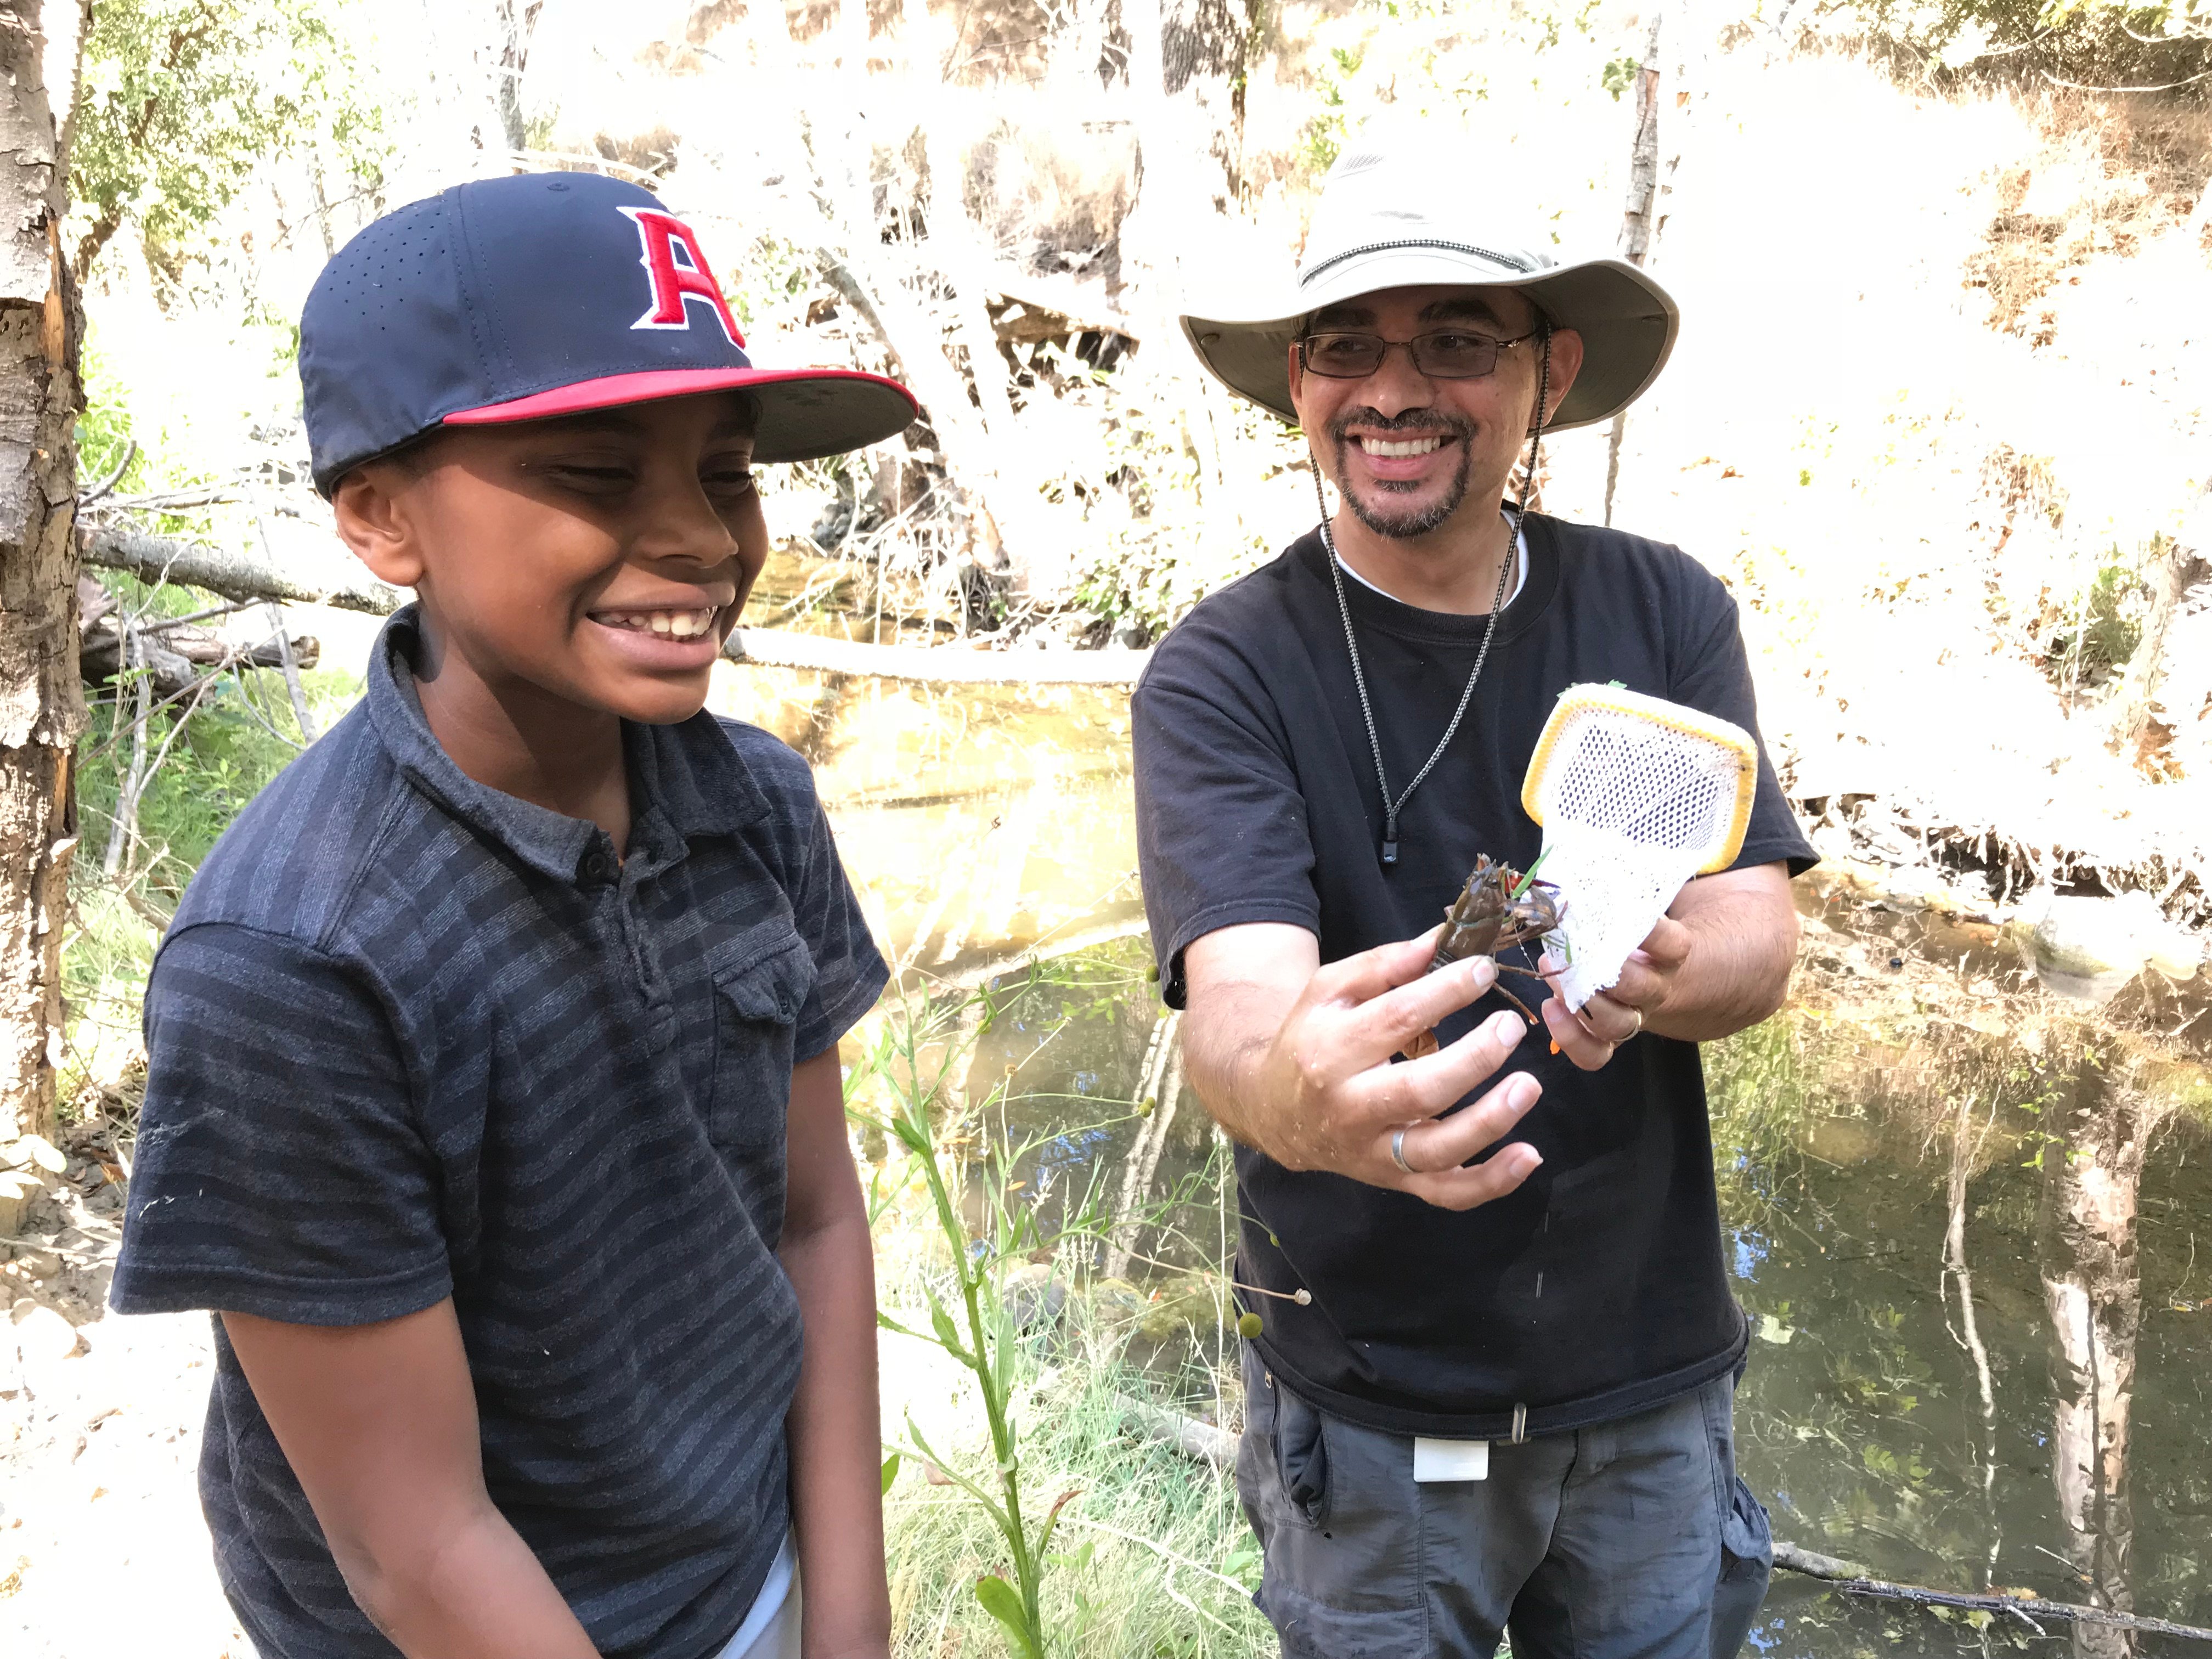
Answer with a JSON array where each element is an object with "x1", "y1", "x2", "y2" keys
[
  {"x1": 726, "y1": 627, "x2": 1148, "y2": 686},
  {"x1": 80, "y1": 524, "x2": 1155, "y2": 687},
  {"x1": 1117, "y1": 1397, "x2": 1236, "y2": 1472},
  {"x1": 81, "y1": 524, "x2": 405, "y2": 617}
]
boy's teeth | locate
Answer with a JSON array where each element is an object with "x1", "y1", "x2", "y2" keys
[
  {"x1": 1360, "y1": 436, "x2": 1442, "y2": 457},
  {"x1": 600, "y1": 608, "x2": 715, "y2": 638}
]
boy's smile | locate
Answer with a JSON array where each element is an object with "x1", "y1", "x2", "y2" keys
[
  {"x1": 331, "y1": 390, "x2": 767, "y2": 834},
  {"x1": 335, "y1": 391, "x2": 762, "y2": 720}
]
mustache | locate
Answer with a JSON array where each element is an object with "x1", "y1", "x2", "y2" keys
[{"x1": 1327, "y1": 408, "x2": 1474, "y2": 441}]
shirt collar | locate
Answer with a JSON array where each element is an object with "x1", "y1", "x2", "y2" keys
[
  {"x1": 364, "y1": 606, "x2": 768, "y2": 882},
  {"x1": 1329, "y1": 509, "x2": 1528, "y2": 610}
]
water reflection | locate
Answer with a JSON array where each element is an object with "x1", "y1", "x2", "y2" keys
[{"x1": 2038, "y1": 1030, "x2": 2168, "y2": 1657}]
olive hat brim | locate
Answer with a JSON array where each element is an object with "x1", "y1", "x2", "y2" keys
[{"x1": 1178, "y1": 247, "x2": 1678, "y2": 432}]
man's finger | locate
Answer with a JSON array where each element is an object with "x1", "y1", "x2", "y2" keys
[
  {"x1": 1395, "y1": 1075, "x2": 1545, "y2": 1210},
  {"x1": 1407, "y1": 1144, "x2": 1544, "y2": 1212},
  {"x1": 1383, "y1": 1071, "x2": 1542, "y2": 1180},
  {"x1": 1350, "y1": 1007, "x2": 1529, "y2": 1128},
  {"x1": 1577, "y1": 990, "x2": 1644, "y2": 1045},
  {"x1": 1639, "y1": 914, "x2": 1694, "y2": 970},
  {"x1": 1542, "y1": 994, "x2": 1614, "y2": 1073},
  {"x1": 1305, "y1": 926, "x2": 1448, "y2": 1008},
  {"x1": 1340, "y1": 955, "x2": 1507, "y2": 1068}
]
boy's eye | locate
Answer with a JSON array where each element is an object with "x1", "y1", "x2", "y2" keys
[
  {"x1": 540, "y1": 460, "x2": 637, "y2": 489},
  {"x1": 704, "y1": 465, "x2": 756, "y2": 495}
]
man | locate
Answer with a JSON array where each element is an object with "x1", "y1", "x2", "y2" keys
[{"x1": 1133, "y1": 132, "x2": 1816, "y2": 1658}]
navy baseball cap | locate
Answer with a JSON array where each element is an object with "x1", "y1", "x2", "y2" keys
[{"x1": 299, "y1": 171, "x2": 918, "y2": 496}]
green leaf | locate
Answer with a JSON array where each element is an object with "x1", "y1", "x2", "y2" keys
[
  {"x1": 973, "y1": 1575, "x2": 1042, "y2": 1659},
  {"x1": 880, "y1": 1452, "x2": 901, "y2": 1495}
]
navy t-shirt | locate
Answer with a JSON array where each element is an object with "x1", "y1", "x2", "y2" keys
[
  {"x1": 111, "y1": 608, "x2": 888, "y2": 1659},
  {"x1": 1132, "y1": 516, "x2": 1815, "y2": 1438}
]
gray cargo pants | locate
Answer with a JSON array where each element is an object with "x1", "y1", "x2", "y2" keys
[{"x1": 1236, "y1": 1345, "x2": 1773, "y2": 1659}]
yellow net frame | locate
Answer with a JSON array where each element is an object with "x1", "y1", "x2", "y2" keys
[{"x1": 1521, "y1": 685, "x2": 1759, "y2": 877}]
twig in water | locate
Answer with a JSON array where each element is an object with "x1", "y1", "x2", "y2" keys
[{"x1": 1772, "y1": 1543, "x2": 2212, "y2": 1642}]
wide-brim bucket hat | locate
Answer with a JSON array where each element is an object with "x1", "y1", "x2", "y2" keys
[
  {"x1": 1180, "y1": 133, "x2": 1679, "y2": 432},
  {"x1": 302, "y1": 172, "x2": 917, "y2": 495}
]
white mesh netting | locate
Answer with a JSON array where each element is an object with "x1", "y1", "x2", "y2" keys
[{"x1": 1524, "y1": 690, "x2": 1756, "y2": 1012}]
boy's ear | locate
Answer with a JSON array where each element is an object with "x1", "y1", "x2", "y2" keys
[{"x1": 331, "y1": 462, "x2": 428, "y2": 589}]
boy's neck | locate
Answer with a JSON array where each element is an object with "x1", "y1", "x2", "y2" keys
[{"x1": 410, "y1": 629, "x2": 633, "y2": 851}]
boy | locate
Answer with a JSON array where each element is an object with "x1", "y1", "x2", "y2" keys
[{"x1": 111, "y1": 173, "x2": 919, "y2": 1659}]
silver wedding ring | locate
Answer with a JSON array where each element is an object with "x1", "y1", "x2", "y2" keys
[{"x1": 1390, "y1": 1127, "x2": 1415, "y2": 1175}]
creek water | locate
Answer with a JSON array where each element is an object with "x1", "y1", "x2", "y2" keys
[{"x1": 711, "y1": 653, "x2": 2212, "y2": 1659}]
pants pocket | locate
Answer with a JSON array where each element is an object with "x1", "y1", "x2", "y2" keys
[
  {"x1": 1261, "y1": 1576, "x2": 1428, "y2": 1659},
  {"x1": 1708, "y1": 1475, "x2": 1773, "y2": 1659}
]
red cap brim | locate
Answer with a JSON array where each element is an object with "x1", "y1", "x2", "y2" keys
[{"x1": 442, "y1": 366, "x2": 918, "y2": 462}]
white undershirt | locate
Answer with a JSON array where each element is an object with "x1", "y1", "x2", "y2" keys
[{"x1": 1332, "y1": 510, "x2": 1528, "y2": 613}]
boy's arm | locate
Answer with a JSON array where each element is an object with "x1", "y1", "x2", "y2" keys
[
  {"x1": 223, "y1": 1302, "x2": 599, "y2": 1659},
  {"x1": 780, "y1": 1045, "x2": 893, "y2": 1659}
]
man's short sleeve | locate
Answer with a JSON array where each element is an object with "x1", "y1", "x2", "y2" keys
[
  {"x1": 787, "y1": 799, "x2": 889, "y2": 1061},
  {"x1": 111, "y1": 923, "x2": 452, "y2": 1324},
  {"x1": 1668, "y1": 580, "x2": 1819, "y2": 877},
  {"x1": 1132, "y1": 626, "x2": 1322, "y2": 1008}
]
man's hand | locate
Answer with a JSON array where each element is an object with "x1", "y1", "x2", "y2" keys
[
  {"x1": 1185, "y1": 923, "x2": 1543, "y2": 1211},
  {"x1": 1539, "y1": 862, "x2": 1799, "y2": 1071},
  {"x1": 1539, "y1": 915, "x2": 1691, "y2": 1070}
]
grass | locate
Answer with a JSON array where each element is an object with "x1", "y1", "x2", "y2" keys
[
  {"x1": 849, "y1": 979, "x2": 1269, "y2": 1658},
  {"x1": 881, "y1": 1342, "x2": 1265, "y2": 1659},
  {"x1": 61, "y1": 575, "x2": 363, "y2": 1108}
]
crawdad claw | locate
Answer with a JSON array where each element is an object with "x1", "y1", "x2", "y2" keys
[{"x1": 1397, "y1": 856, "x2": 1566, "y2": 1060}]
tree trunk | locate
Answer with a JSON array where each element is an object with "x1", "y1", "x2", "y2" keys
[
  {"x1": 0, "y1": 0, "x2": 84, "y2": 1146},
  {"x1": 1603, "y1": 10, "x2": 1664, "y2": 529},
  {"x1": 494, "y1": 1, "x2": 540, "y2": 157},
  {"x1": 2105, "y1": 531, "x2": 2205, "y2": 758}
]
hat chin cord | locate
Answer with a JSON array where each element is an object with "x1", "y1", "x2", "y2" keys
[{"x1": 1311, "y1": 323, "x2": 1553, "y2": 867}]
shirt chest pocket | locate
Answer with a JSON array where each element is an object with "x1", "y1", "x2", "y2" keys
[{"x1": 706, "y1": 926, "x2": 818, "y2": 1150}]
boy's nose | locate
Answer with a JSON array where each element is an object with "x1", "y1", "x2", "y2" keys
[{"x1": 637, "y1": 475, "x2": 743, "y2": 567}]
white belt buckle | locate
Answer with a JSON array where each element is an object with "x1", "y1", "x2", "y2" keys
[{"x1": 1413, "y1": 1436, "x2": 1489, "y2": 1482}]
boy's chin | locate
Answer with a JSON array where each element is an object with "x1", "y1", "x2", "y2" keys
[{"x1": 593, "y1": 672, "x2": 716, "y2": 725}]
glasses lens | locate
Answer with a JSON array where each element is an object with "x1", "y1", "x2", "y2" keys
[
  {"x1": 1303, "y1": 334, "x2": 1385, "y2": 378},
  {"x1": 1413, "y1": 333, "x2": 1501, "y2": 377}
]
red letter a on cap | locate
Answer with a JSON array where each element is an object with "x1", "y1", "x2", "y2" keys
[{"x1": 618, "y1": 205, "x2": 744, "y2": 347}]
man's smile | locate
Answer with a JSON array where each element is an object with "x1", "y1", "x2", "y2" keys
[{"x1": 1355, "y1": 435, "x2": 1446, "y2": 458}]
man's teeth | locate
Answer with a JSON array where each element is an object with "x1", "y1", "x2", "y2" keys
[
  {"x1": 596, "y1": 608, "x2": 716, "y2": 639},
  {"x1": 1359, "y1": 435, "x2": 1443, "y2": 458}
]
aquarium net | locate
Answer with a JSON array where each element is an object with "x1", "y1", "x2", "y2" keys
[{"x1": 1521, "y1": 686, "x2": 1759, "y2": 1012}]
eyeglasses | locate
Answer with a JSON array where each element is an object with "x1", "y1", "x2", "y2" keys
[{"x1": 1297, "y1": 330, "x2": 1534, "y2": 381}]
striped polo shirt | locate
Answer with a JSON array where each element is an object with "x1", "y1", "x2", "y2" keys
[{"x1": 111, "y1": 607, "x2": 887, "y2": 1659}]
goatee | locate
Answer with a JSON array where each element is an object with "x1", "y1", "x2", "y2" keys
[{"x1": 1328, "y1": 411, "x2": 1476, "y2": 539}]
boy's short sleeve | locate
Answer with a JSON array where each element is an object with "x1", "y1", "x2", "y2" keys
[
  {"x1": 111, "y1": 923, "x2": 452, "y2": 1325},
  {"x1": 787, "y1": 798, "x2": 889, "y2": 1061}
]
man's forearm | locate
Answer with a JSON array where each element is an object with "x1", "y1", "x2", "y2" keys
[
  {"x1": 1643, "y1": 869, "x2": 1799, "y2": 1043},
  {"x1": 780, "y1": 1205, "x2": 891, "y2": 1658},
  {"x1": 1180, "y1": 981, "x2": 1280, "y2": 1154}
]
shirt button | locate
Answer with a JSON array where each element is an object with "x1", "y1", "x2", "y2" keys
[{"x1": 581, "y1": 852, "x2": 615, "y2": 883}]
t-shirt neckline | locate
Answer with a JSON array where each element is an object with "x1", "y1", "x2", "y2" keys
[
  {"x1": 1299, "y1": 512, "x2": 1559, "y2": 649},
  {"x1": 1329, "y1": 509, "x2": 1529, "y2": 612}
]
